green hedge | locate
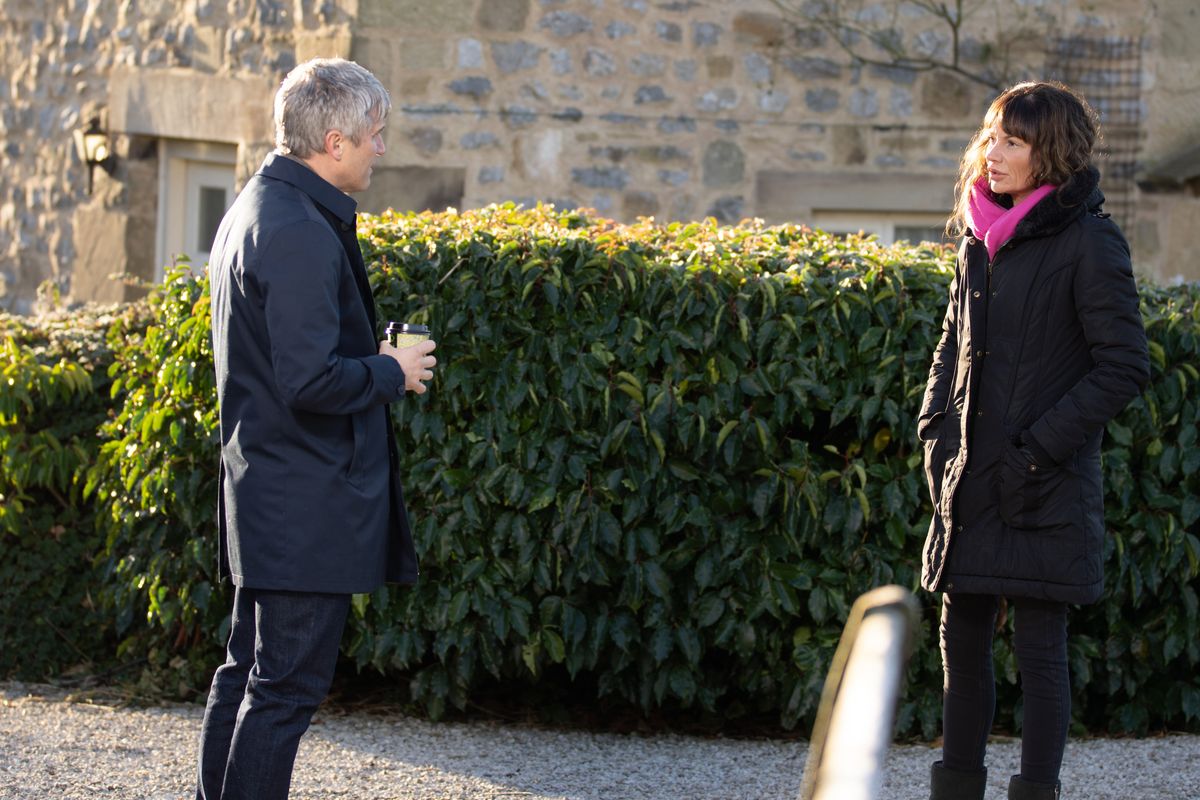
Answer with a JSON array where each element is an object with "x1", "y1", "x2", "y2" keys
[
  {"x1": 3, "y1": 204, "x2": 1198, "y2": 736},
  {"x1": 355, "y1": 207, "x2": 950, "y2": 728},
  {"x1": 0, "y1": 305, "x2": 148, "y2": 679}
]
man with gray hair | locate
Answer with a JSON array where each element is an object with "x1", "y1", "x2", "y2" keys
[{"x1": 198, "y1": 57, "x2": 437, "y2": 800}]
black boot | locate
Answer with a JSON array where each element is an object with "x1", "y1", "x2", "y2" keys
[
  {"x1": 931, "y1": 760, "x2": 987, "y2": 800},
  {"x1": 1008, "y1": 774, "x2": 1061, "y2": 799}
]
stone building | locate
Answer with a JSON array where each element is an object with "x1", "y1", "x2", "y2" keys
[{"x1": 1, "y1": 0, "x2": 1197, "y2": 313}]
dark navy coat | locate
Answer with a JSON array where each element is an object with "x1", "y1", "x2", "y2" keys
[
  {"x1": 209, "y1": 153, "x2": 419, "y2": 593},
  {"x1": 919, "y1": 167, "x2": 1149, "y2": 604}
]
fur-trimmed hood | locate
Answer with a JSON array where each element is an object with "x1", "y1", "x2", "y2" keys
[{"x1": 1010, "y1": 165, "x2": 1105, "y2": 242}]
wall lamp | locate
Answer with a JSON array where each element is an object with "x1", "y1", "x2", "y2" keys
[{"x1": 73, "y1": 117, "x2": 116, "y2": 194}]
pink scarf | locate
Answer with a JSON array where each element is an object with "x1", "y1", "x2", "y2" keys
[{"x1": 965, "y1": 178, "x2": 1057, "y2": 260}]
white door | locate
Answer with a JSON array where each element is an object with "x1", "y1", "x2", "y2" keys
[
  {"x1": 183, "y1": 162, "x2": 235, "y2": 268},
  {"x1": 157, "y1": 141, "x2": 237, "y2": 277}
]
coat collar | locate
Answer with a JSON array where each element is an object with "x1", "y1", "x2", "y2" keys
[
  {"x1": 1010, "y1": 166, "x2": 1104, "y2": 242},
  {"x1": 257, "y1": 151, "x2": 357, "y2": 225}
]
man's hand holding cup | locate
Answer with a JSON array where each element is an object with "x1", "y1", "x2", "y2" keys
[{"x1": 380, "y1": 322, "x2": 437, "y2": 394}]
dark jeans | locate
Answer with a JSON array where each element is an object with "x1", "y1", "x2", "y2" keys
[
  {"x1": 196, "y1": 586, "x2": 350, "y2": 800},
  {"x1": 940, "y1": 592, "x2": 1070, "y2": 785}
]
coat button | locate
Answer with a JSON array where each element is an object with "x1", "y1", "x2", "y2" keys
[
  {"x1": 946, "y1": 581, "x2": 955, "y2": 590},
  {"x1": 972, "y1": 290, "x2": 981, "y2": 298},
  {"x1": 1028, "y1": 463, "x2": 1039, "y2": 472},
  {"x1": 975, "y1": 349, "x2": 984, "y2": 358}
]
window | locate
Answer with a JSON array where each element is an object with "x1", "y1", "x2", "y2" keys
[
  {"x1": 195, "y1": 182, "x2": 229, "y2": 255},
  {"x1": 811, "y1": 211, "x2": 949, "y2": 246},
  {"x1": 156, "y1": 140, "x2": 237, "y2": 277}
]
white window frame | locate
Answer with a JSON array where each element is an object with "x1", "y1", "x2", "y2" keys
[
  {"x1": 811, "y1": 211, "x2": 949, "y2": 246},
  {"x1": 156, "y1": 140, "x2": 237, "y2": 278}
]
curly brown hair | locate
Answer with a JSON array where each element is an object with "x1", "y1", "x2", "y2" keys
[{"x1": 948, "y1": 81, "x2": 1101, "y2": 236}]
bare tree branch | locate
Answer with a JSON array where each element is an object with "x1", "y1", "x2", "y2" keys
[{"x1": 763, "y1": 0, "x2": 1014, "y2": 89}]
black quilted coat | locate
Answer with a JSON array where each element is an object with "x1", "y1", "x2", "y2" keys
[{"x1": 918, "y1": 167, "x2": 1150, "y2": 604}]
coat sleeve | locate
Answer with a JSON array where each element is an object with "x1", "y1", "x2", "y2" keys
[
  {"x1": 1026, "y1": 222, "x2": 1150, "y2": 463},
  {"x1": 256, "y1": 218, "x2": 405, "y2": 415},
  {"x1": 918, "y1": 255, "x2": 962, "y2": 441}
]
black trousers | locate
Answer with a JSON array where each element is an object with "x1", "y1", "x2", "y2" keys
[{"x1": 940, "y1": 592, "x2": 1071, "y2": 785}]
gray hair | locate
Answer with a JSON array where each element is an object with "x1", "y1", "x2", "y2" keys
[{"x1": 274, "y1": 58, "x2": 391, "y2": 158}]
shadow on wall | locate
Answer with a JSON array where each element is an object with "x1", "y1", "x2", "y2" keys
[{"x1": 359, "y1": 166, "x2": 467, "y2": 215}]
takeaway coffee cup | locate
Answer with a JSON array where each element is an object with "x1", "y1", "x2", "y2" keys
[{"x1": 385, "y1": 322, "x2": 431, "y2": 349}]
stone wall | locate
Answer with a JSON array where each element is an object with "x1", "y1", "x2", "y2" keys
[
  {"x1": 350, "y1": 0, "x2": 1003, "y2": 224},
  {"x1": 1134, "y1": 0, "x2": 1200, "y2": 285},
  {"x1": 1, "y1": 0, "x2": 1196, "y2": 312},
  {"x1": 0, "y1": 0, "x2": 330, "y2": 312}
]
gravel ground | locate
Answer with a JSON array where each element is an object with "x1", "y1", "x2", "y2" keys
[{"x1": 2, "y1": 682, "x2": 1197, "y2": 799}]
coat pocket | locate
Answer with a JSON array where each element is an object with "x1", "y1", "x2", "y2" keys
[
  {"x1": 345, "y1": 412, "x2": 367, "y2": 489},
  {"x1": 997, "y1": 443, "x2": 1072, "y2": 529},
  {"x1": 921, "y1": 414, "x2": 954, "y2": 505}
]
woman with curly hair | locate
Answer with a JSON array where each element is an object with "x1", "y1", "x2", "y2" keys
[{"x1": 918, "y1": 81, "x2": 1150, "y2": 799}]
